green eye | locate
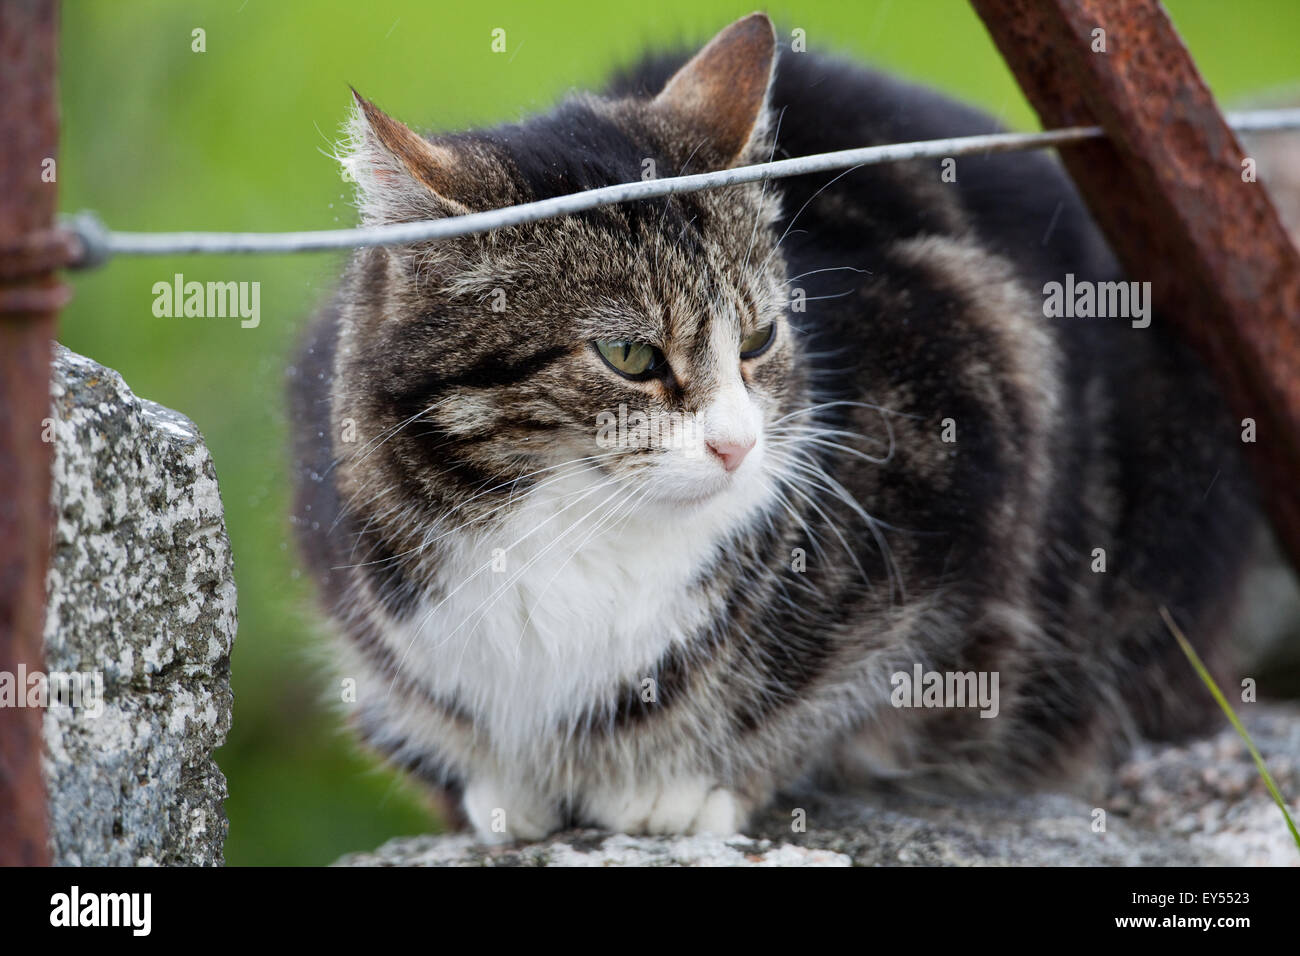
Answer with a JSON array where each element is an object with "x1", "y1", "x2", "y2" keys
[
  {"x1": 596, "y1": 340, "x2": 665, "y2": 378},
  {"x1": 740, "y1": 323, "x2": 775, "y2": 357}
]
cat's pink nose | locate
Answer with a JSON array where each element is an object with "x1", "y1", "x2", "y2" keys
[{"x1": 707, "y1": 438, "x2": 755, "y2": 472}]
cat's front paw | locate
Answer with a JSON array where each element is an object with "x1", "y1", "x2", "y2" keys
[
  {"x1": 463, "y1": 778, "x2": 562, "y2": 844},
  {"x1": 583, "y1": 779, "x2": 747, "y2": 836}
]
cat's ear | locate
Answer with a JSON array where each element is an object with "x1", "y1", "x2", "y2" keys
[
  {"x1": 653, "y1": 12, "x2": 777, "y2": 167},
  {"x1": 342, "y1": 90, "x2": 471, "y2": 223}
]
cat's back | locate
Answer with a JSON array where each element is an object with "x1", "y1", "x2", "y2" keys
[{"x1": 611, "y1": 45, "x2": 1115, "y2": 283}]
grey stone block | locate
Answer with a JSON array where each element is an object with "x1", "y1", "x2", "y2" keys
[{"x1": 41, "y1": 345, "x2": 236, "y2": 866}]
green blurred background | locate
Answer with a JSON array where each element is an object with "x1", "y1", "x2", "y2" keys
[{"x1": 56, "y1": 0, "x2": 1300, "y2": 865}]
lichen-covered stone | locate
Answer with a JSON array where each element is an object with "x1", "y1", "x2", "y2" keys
[
  {"x1": 336, "y1": 704, "x2": 1300, "y2": 867},
  {"x1": 335, "y1": 832, "x2": 853, "y2": 867},
  {"x1": 42, "y1": 345, "x2": 236, "y2": 866}
]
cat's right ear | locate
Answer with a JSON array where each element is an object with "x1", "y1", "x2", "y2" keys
[
  {"x1": 652, "y1": 12, "x2": 778, "y2": 168},
  {"x1": 342, "y1": 90, "x2": 471, "y2": 224}
]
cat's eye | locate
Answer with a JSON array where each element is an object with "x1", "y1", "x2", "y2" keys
[
  {"x1": 595, "y1": 340, "x2": 666, "y2": 379},
  {"x1": 740, "y1": 323, "x2": 775, "y2": 358}
]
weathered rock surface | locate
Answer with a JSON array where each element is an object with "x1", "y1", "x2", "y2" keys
[
  {"x1": 42, "y1": 345, "x2": 236, "y2": 866},
  {"x1": 336, "y1": 705, "x2": 1300, "y2": 867}
]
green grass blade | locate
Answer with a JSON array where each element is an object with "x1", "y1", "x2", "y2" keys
[{"x1": 1160, "y1": 606, "x2": 1300, "y2": 855}]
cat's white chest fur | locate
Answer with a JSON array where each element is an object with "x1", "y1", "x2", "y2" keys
[{"x1": 386, "y1": 484, "x2": 742, "y2": 755}]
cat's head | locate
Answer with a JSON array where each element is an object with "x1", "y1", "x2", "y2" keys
[{"x1": 333, "y1": 13, "x2": 806, "y2": 537}]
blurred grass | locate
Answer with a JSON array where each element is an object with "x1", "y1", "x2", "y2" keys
[{"x1": 56, "y1": 0, "x2": 1300, "y2": 865}]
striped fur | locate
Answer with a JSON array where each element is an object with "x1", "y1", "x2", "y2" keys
[{"x1": 289, "y1": 14, "x2": 1256, "y2": 840}]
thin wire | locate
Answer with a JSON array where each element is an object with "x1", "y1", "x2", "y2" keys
[{"x1": 65, "y1": 108, "x2": 1300, "y2": 267}]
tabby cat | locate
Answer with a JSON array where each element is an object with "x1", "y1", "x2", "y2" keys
[{"x1": 290, "y1": 13, "x2": 1254, "y2": 841}]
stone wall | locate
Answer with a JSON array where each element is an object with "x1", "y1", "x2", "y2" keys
[{"x1": 337, "y1": 705, "x2": 1300, "y2": 866}]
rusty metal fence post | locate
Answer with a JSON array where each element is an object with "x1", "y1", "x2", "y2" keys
[
  {"x1": 971, "y1": 0, "x2": 1300, "y2": 575},
  {"x1": 0, "y1": 0, "x2": 62, "y2": 866}
]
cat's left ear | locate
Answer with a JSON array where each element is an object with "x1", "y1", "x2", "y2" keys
[
  {"x1": 343, "y1": 89, "x2": 472, "y2": 224},
  {"x1": 652, "y1": 12, "x2": 777, "y2": 167}
]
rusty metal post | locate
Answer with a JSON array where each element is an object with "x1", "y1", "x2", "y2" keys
[
  {"x1": 971, "y1": 0, "x2": 1300, "y2": 574},
  {"x1": 0, "y1": 0, "x2": 63, "y2": 866}
]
